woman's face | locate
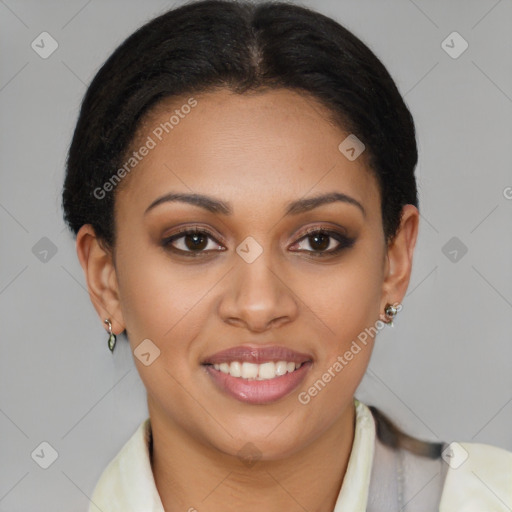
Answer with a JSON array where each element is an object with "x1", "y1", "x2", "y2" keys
[{"x1": 84, "y1": 88, "x2": 416, "y2": 460}]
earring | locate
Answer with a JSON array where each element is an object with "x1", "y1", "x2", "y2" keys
[
  {"x1": 383, "y1": 302, "x2": 400, "y2": 326},
  {"x1": 104, "y1": 319, "x2": 116, "y2": 352}
]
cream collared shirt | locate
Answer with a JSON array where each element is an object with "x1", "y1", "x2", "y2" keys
[{"x1": 88, "y1": 400, "x2": 512, "y2": 511}]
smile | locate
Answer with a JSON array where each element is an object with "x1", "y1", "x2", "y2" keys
[
  {"x1": 201, "y1": 345, "x2": 313, "y2": 404},
  {"x1": 210, "y1": 360, "x2": 304, "y2": 380}
]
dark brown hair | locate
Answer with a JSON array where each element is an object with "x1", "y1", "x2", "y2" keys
[
  {"x1": 369, "y1": 406, "x2": 444, "y2": 457},
  {"x1": 61, "y1": 0, "x2": 418, "y2": 250}
]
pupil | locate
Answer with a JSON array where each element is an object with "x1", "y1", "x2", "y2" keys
[
  {"x1": 310, "y1": 232, "x2": 329, "y2": 251},
  {"x1": 186, "y1": 233, "x2": 207, "y2": 250}
]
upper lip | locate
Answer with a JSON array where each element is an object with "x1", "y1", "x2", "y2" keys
[{"x1": 202, "y1": 345, "x2": 313, "y2": 365}]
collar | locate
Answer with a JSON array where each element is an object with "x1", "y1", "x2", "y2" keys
[
  {"x1": 333, "y1": 399, "x2": 376, "y2": 510},
  {"x1": 89, "y1": 398, "x2": 376, "y2": 512}
]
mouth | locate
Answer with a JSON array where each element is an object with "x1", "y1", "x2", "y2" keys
[
  {"x1": 201, "y1": 345, "x2": 313, "y2": 404},
  {"x1": 205, "y1": 360, "x2": 307, "y2": 380}
]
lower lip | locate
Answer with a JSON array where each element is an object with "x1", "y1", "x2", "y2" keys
[{"x1": 203, "y1": 362, "x2": 312, "y2": 405}]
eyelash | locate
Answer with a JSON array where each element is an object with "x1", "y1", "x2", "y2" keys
[{"x1": 161, "y1": 225, "x2": 355, "y2": 258}]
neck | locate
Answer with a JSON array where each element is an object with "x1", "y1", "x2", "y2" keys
[{"x1": 148, "y1": 399, "x2": 356, "y2": 512}]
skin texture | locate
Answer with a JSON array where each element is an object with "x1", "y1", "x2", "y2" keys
[{"x1": 76, "y1": 88, "x2": 419, "y2": 512}]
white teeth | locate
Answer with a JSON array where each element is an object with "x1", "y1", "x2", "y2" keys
[
  {"x1": 211, "y1": 360, "x2": 304, "y2": 380},
  {"x1": 230, "y1": 361, "x2": 242, "y2": 377},
  {"x1": 258, "y1": 362, "x2": 276, "y2": 379},
  {"x1": 241, "y1": 362, "x2": 259, "y2": 379},
  {"x1": 275, "y1": 361, "x2": 288, "y2": 376}
]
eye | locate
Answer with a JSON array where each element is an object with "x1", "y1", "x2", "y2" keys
[
  {"x1": 289, "y1": 227, "x2": 355, "y2": 257},
  {"x1": 162, "y1": 227, "x2": 225, "y2": 257},
  {"x1": 162, "y1": 225, "x2": 355, "y2": 258}
]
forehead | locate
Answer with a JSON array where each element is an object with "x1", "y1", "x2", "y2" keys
[{"x1": 116, "y1": 88, "x2": 380, "y2": 217}]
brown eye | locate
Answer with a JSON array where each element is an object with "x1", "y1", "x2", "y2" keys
[
  {"x1": 162, "y1": 228, "x2": 224, "y2": 256},
  {"x1": 307, "y1": 231, "x2": 330, "y2": 251},
  {"x1": 181, "y1": 232, "x2": 208, "y2": 251},
  {"x1": 290, "y1": 228, "x2": 355, "y2": 256}
]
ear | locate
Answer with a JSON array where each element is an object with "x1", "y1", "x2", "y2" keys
[
  {"x1": 75, "y1": 224, "x2": 125, "y2": 335},
  {"x1": 380, "y1": 204, "x2": 420, "y2": 318}
]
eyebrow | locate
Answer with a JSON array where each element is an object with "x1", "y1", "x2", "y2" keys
[{"x1": 144, "y1": 191, "x2": 366, "y2": 218}]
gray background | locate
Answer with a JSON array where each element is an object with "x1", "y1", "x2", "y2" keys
[{"x1": 1, "y1": 0, "x2": 511, "y2": 510}]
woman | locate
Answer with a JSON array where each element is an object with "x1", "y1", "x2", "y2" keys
[{"x1": 61, "y1": 1, "x2": 512, "y2": 510}]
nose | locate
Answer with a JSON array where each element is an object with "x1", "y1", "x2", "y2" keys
[{"x1": 217, "y1": 248, "x2": 299, "y2": 332}]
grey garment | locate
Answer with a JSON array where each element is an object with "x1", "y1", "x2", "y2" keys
[{"x1": 366, "y1": 409, "x2": 450, "y2": 511}]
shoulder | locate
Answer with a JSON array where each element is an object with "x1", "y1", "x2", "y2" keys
[
  {"x1": 365, "y1": 403, "x2": 512, "y2": 511},
  {"x1": 439, "y1": 441, "x2": 512, "y2": 511},
  {"x1": 88, "y1": 417, "x2": 164, "y2": 512}
]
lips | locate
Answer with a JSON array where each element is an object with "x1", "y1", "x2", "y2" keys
[{"x1": 201, "y1": 345, "x2": 313, "y2": 404}]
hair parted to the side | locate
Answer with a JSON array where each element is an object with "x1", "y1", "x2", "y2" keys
[{"x1": 61, "y1": 0, "x2": 430, "y2": 455}]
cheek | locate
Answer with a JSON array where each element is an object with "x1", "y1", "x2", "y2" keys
[
  {"x1": 114, "y1": 247, "x2": 213, "y2": 407},
  {"x1": 297, "y1": 247, "x2": 384, "y2": 407},
  {"x1": 296, "y1": 260, "x2": 381, "y2": 421},
  {"x1": 114, "y1": 242, "x2": 210, "y2": 349},
  {"x1": 303, "y1": 249, "x2": 384, "y2": 344}
]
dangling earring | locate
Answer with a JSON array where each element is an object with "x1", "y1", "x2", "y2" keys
[
  {"x1": 104, "y1": 319, "x2": 116, "y2": 352},
  {"x1": 383, "y1": 302, "x2": 400, "y2": 326}
]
